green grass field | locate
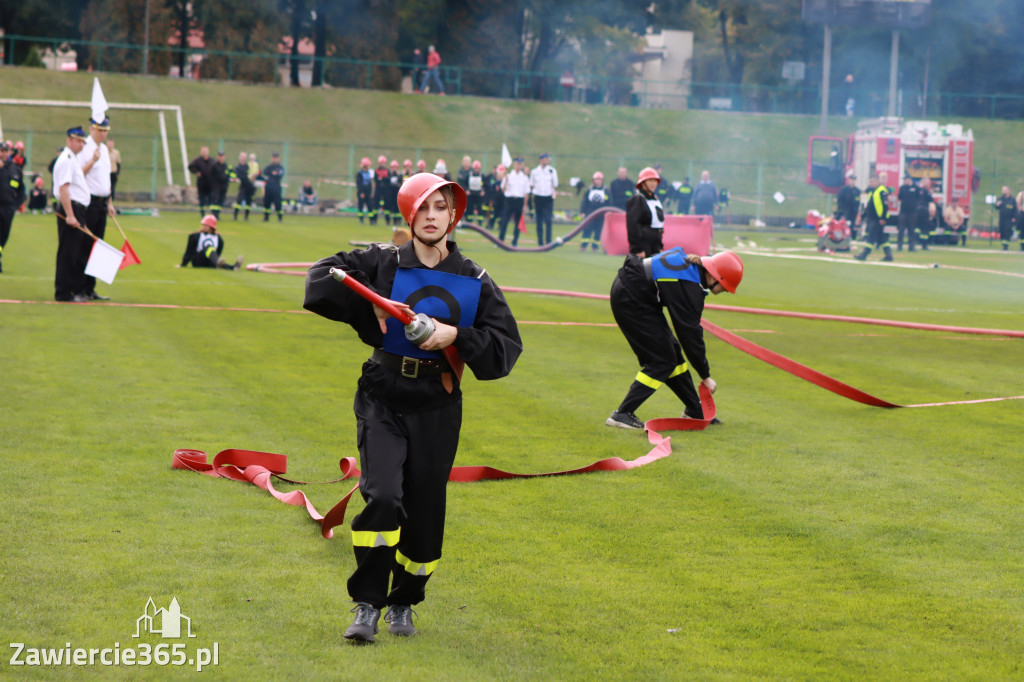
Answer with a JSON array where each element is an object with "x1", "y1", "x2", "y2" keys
[{"x1": 2, "y1": 210, "x2": 1023, "y2": 679}]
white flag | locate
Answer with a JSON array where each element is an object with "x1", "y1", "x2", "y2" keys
[
  {"x1": 85, "y1": 238, "x2": 125, "y2": 285},
  {"x1": 501, "y1": 144, "x2": 512, "y2": 169},
  {"x1": 773, "y1": 191, "x2": 786, "y2": 204},
  {"x1": 91, "y1": 78, "x2": 109, "y2": 124}
]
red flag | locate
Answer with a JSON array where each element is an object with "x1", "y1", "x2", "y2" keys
[
  {"x1": 119, "y1": 239, "x2": 141, "y2": 269},
  {"x1": 517, "y1": 212, "x2": 527, "y2": 233}
]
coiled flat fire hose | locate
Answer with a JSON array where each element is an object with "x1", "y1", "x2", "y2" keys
[{"x1": 173, "y1": 286, "x2": 1022, "y2": 537}]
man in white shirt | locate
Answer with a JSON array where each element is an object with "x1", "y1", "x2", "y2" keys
[
  {"x1": 499, "y1": 156, "x2": 530, "y2": 247},
  {"x1": 53, "y1": 127, "x2": 93, "y2": 302},
  {"x1": 529, "y1": 152, "x2": 558, "y2": 246},
  {"x1": 78, "y1": 117, "x2": 116, "y2": 300}
]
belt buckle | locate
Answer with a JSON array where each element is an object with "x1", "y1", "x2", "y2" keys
[{"x1": 400, "y1": 356, "x2": 419, "y2": 379}]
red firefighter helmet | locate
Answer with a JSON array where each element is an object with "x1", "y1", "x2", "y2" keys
[
  {"x1": 397, "y1": 173, "x2": 467, "y2": 233},
  {"x1": 377, "y1": 155, "x2": 387, "y2": 165},
  {"x1": 403, "y1": 159, "x2": 412, "y2": 168},
  {"x1": 390, "y1": 160, "x2": 400, "y2": 169},
  {"x1": 200, "y1": 214, "x2": 218, "y2": 231},
  {"x1": 360, "y1": 157, "x2": 371, "y2": 167},
  {"x1": 472, "y1": 160, "x2": 481, "y2": 170},
  {"x1": 636, "y1": 167, "x2": 661, "y2": 189},
  {"x1": 593, "y1": 171, "x2": 604, "y2": 181},
  {"x1": 701, "y1": 251, "x2": 744, "y2": 294},
  {"x1": 496, "y1": 164, "x2": 507, "y2": 173},
  {"x1": 416, "y1": 159, "x2": 426, "y2": 170}
]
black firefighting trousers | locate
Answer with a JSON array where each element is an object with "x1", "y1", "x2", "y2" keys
[
  {"x1": 347, "y1": 387, "x2": 462, "y2": 608},
  {"x1": 610, "y1": 276, "x2": 703, "y2": 418}
]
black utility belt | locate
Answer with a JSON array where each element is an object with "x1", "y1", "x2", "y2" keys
[
  {"x1": 89, "y1": 195, "x2": 110, "y2": 203},
  {"x1": 371, "y1": 349, "x2": 449, "y2": 378}
]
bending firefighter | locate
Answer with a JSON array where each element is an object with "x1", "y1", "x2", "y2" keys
[
  {"x1": 303, "y1": 173, "x2": 522, "y2": 643},
  {"x1": 606, "y1": 247, "x2": 744, "y2": 429}
]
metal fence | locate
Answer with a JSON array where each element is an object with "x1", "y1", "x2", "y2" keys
[{"x1": 5, "y1": 33, "x2": 1024, "y2": 119}]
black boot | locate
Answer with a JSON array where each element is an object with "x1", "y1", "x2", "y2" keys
[
  {"x1": 854, "y1": 247, "x2": 871, "y2": 261},
  {"x1": 882, "y1": 246, "x2": 894, "y2": 262},
  {"x1": 1003, "y1": 243, "x2": 1009, "y2": 251}
]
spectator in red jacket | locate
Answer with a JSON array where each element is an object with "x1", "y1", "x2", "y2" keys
[{"x1": 419, "y1": 45, "x2": 445, "y2": 95}]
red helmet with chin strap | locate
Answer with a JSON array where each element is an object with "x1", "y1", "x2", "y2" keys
[
  {"x1": 360, "y1": 157, "x2": 371, "y2": 166},
  {"x1": 377, "y1": 155, "x2": 387, "y2": 165},
  {"x1": 636, "y1": 167, "x2": 661, "y2": 189},
  {"x1": 200, "y1": 214, "x2": 218, "y2": 231},
  {"x1": 701, "y1": 251, "x2": 744, "y2": 293},
  {"x1": 397, "y1": 173, "x2": 467, "y2": 233}
]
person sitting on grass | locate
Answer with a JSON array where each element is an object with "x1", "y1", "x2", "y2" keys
[{"x1": 177, "y1": 215, "x2": 243, "y2": 270}]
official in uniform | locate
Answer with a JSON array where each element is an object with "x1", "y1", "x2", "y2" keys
[
  {"x1": 107, "y1": 139, "x2": 122, "y2": 202},
  {"x1": 529, "y1": 152, "x2": 558, "y2": 246},
  {"x1": 836, "y1": 171, "x2": 860, "y2": 226},
  {"x1": 53, "y1": 127, "x2": 92, "y2": 302},
  {"x1": 231, "y1": 152, "x2": 256, "y2": 221},
  {"x1": 606, "y1": 247, "x2": 744, "y2": 429},
  {"x1": 373, "y1": 155, "x2": 391, "y2": 225},
  {"x1": 626, "y1": 166, "x2": 666, "y2": 257},
  {"x1": 303, "y1": 173, "x2": 522, "y2": 643},
  {"x1": 355, "y1": 157, "x2": 374, "y2": 224},
  {"x1": 854, "y1": 172, "x2": 892, "y2": 262},
  {"x1": 178, "y1": 215, "x2": 243, "y2": 270},
  {"x1": 579, "y1": 171, "x2": 609, "y2": 252},
  {"x1": 262, "y1": 152, "x2": 286, "y2": 222},
  {"x1": 464, "y1": 160, "x2": 486, "y2": 221},
  {"x1": 188, "y1": 146, "x2": 216, "y2": 217},
  {"x1": 78, "y1": 117, "x2": 116, "y2": 300},
  {"x1": 896, "y1": 175, "x2": 920, "y2": 252},
  {"x1": 915, "y1": 178, "x2": 936, "y2": 250},
  {"x1": 385, "y1": 160, "x2": 402, "y2": 225},
  {"x1": 486, "y1": 164, "x2": 506, "y2": 231},
  {"x1": 0, "y1": 141, "x2": 26, "y2": 273},
  {"x1": 995, "y1": 186, "x2": 1017, "y2": 251},
  {"x1": 676, "y1": 177, "x2": 693, "y2": 214},
  {"x1": 609, "y1": 167, "x2": 634, "y2": 211},
  {"x1": 499, "y1": 157, "x2": 529, "y2": 246},
  {"x1": 210, "y1": 151, "x2": 230, "y2": 219}
]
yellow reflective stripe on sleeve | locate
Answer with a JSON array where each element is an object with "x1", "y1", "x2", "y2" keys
[
  {"x1": 872, "y1": 186, "x2": 886, "y2": 215},
  {"x1": 11, "y1": 179, "x2": 20, "y2": 188},
  {"x1": 351, "y1": 528, "x2": 401, "y2": 548},
  {"x1": 635, "y1": 371, "x2": 662, "y2": 390},
  {"x1": 669, "y1": 363, "x2": 689, "y2": 378},
  {"x1": 203, "y1": 246, "x2": 216, "y2": 259},
  {"x1": 395, "y1": 550, "x2": 439, "y2": 577}
]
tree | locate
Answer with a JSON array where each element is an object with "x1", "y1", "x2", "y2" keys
[
  {"x1": 2, "y1": 0, "x2": 90, "y2": 66},
  {"x1": 194, "y1": 0, "x2": 281, "y2": 83},
  {"x1": 80, "y1": 0, "x2": 175, "y2": 75}
]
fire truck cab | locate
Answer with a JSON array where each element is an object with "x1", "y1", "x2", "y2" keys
[{"x1": 808, "y1": 118, "x2": 976, "y2": 240}]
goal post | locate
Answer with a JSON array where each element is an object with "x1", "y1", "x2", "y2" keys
[{"x1": 0, "y1": 98, "x2": 191, "y2": 187}]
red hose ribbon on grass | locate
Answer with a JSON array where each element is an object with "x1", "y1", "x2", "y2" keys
[{"x1": 172, "y1": 386, "x2": 715, "y2": 538}]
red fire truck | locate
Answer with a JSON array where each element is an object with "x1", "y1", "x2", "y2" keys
[{"x1": 807, "y1": 118, "x2": 977, "y2": 241}]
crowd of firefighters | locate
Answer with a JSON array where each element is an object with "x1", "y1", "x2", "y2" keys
[
  {"x1": 814, "y1": 169, "x2": 1024, "y2": 258},
  {"x1": 352, "y1": 153, "x2": 729, "y2": 250}
]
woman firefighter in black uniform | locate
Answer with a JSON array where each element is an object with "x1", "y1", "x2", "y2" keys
[
  {"x1": 626, "y1": 166, "x2": 667, "y2": 257},
  {"x1": 605, "y1": 247, "x2": 744, "y2": 430},
  {"x1": 303, "y1": 173, "x2": 522, "y2": 643}
]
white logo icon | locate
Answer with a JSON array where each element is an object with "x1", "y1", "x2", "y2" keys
[{"x1": 133, "y1": 597, "x2": 196, "y2": 639}]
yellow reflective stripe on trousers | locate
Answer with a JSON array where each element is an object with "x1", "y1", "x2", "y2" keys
[
  {"x1": 395, "y1": 550, "x2": 439, "y2": 577},
  {"x1": 635, "y1": 371, "x2": 662, "y2": 389},
  {"x1": 669, "y1": 363, "x2": 689, "y2": 378},
  {"x1": 351, "y1": 528, "x2": 401, "y2": 548}
]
